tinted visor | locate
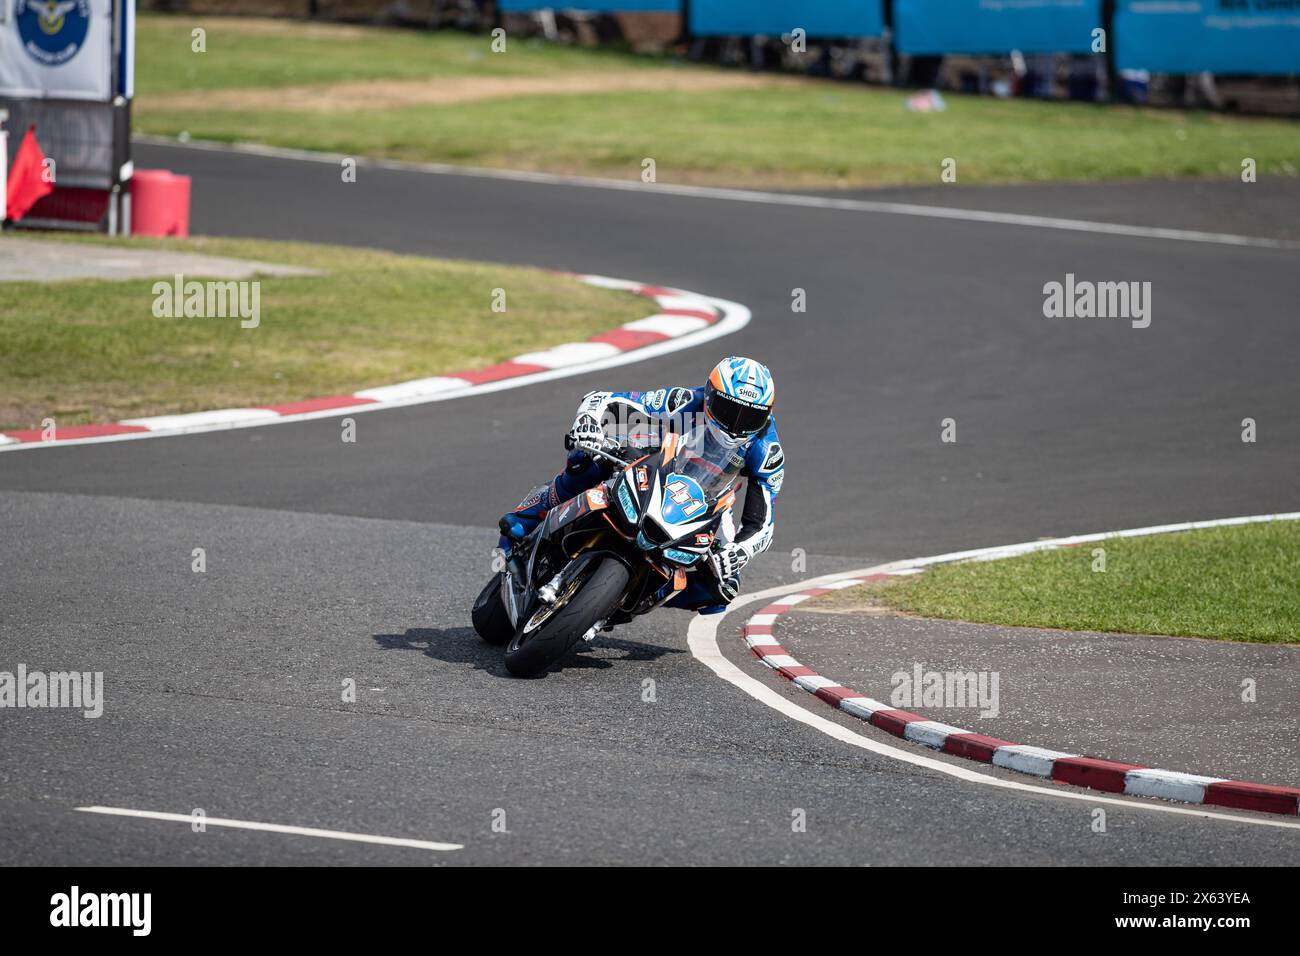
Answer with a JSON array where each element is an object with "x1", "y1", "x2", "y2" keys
[{"x1": 706, "y1": 388, "x2": 770, "y2": 438}]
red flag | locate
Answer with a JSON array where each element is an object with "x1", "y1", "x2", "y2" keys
[{"x1": 6, "y1": 126, "x2": 55, "y2": 222}]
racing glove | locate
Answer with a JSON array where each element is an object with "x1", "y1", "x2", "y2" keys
[
  {"x1": 711, "y1": 540, "x2": 753, "y2": 585},
  {"x1": 566, "y1": 413, "x2": 605, "y2": 454}
]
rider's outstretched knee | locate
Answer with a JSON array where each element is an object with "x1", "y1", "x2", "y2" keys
[
  {"x1": 665, "y1": 573, "x2": 739, "y2": 613},
  {"x1": 500, "y1": 455, "x2": 607, "y2": 551}
]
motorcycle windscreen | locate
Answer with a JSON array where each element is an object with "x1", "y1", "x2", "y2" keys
[
  {"x1": 667, "y1": 424, "x2": 745, "y2": 503},
  {"x1": 648, "y1": 424, "x2": 744, "y2": 538}
]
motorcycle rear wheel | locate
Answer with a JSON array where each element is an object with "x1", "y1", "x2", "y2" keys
[
  {"x1": 504, "y1": 559, "x2": 629, "y2": 677},
  {"x1": 472, "y1": 572, "x2": 514, "y2": 645}
]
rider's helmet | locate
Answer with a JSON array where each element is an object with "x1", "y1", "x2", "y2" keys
[{"x1": 703, "y1": 356, "x2": 774, "y2": 445}]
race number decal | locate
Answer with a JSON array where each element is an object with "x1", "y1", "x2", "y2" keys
[{"x1": 662, "y1": 473, "x2": 707, "y2": 523}]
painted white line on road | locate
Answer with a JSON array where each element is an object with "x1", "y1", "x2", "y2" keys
[
  {"x1": 138, "y1": 136, "x2": 1300, "y2": 252},
  {"x1": 688, "y1": 511, "x2": 1300, "y2": 831},
  {"x1": 75, "y1": 806, "x2": 463, "y2": 852}
]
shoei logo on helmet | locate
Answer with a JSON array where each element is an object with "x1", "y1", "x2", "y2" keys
[{"x1": 735, "y1": 383, "x2": 762, "y2": 403}]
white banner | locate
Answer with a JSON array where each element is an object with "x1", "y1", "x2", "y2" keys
[{"x1": 0, "y1": 0, "x2": 113, "y2": 101}]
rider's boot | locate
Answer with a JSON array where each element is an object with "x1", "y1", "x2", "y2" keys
[
  {"x1": 497, "y1": 483, "x2": 555, "y2": 552},
  {"x1": 498, "y1": 452, "x2": 605, "y2": 552}
]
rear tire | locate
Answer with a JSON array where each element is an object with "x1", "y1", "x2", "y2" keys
[
  {"x1": 472, "y1": 572, "x2": 513, "y2": 645},
  {"x1": 504, "y1": 559, "x2": 629, "y2": 677}
]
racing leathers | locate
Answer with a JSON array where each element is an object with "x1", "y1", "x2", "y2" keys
[{"x1": 498, "y1": 386, "x2": 784, "y2": 613}]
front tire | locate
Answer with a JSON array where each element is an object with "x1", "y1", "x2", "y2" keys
[
  {"x1": 472, "y1": 572, "x2": 513, "y2": 645},
  {"x1": 504, "y1": 559, "x2": 629, "y2": 677}
]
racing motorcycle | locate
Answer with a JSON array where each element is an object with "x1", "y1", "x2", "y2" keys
[{"x1": 472, "y1": 423, "x2": 741, "y2": 677}]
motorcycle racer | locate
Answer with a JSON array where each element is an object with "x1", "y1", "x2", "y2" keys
[{"x1": 498, "y1": 356, "x2": 783, "y2": 614}]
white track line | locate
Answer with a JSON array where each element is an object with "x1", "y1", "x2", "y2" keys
[
  {"x1": 139, "y1": 136, "x2": 1300, "y2": 252},
  {"x1": 75, "y1": 806, "x2": 462, "y2": 851},
  {"x1": 688, "y1": 512, "x2": 1300, "y2": 831}
]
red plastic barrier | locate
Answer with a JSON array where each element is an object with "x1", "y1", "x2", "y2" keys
[{"x1": 131, "y1": 169, "x2": 191, "y2": 237}]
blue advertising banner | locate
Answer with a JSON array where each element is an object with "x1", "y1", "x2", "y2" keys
[
  {"x1": 1115, "y1": 1, "x2": 1300, "y2": 75},
  {"x1": 895, "y1": 0, "x2": 1102, "y2": 55},
  {"x1": 498, "y1": 1, "x2": 678, "y2": 11},
  {"x1": 689, "y1": 1, "x2": 885, "y2": 38}
]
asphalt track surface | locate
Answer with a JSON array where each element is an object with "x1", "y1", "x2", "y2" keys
[{"x1": 1, "y1": 142, "x2": 1297, "y2": 864}]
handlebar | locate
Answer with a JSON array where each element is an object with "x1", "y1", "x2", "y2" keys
[{"x1": 565, "y1": 433, "x2": 635, "y2": 467}]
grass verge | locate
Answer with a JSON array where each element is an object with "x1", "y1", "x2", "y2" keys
[
  {"x1": 136, "y1": 14, "x2": 664, "y2": 92},
  {"x1": 814, "y1": 521, "x2": 1300, "y2": 643},
  {"x1": 0, "y1": 234, "x2": 648, "y2": 430},
  {"x1": 133, "y1": 14, "x2": 1300, "y2": 189}
]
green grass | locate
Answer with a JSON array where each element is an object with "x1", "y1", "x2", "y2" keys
[
  {"x1": 141, "y1": 87, "x2": 1300, "y2": 188},
  {"x1": 816, "y1": 522, "x2": 1300, "y2": 643},
  {"x1": 135, "y1": 14, "x2": 661, "y2": 94},
  {"x1": 133, "y1": 13, "x2": 1300, "y2": 189},
  {"x1": 0, "y1": 234, "x2": 647, "y2": 430}
]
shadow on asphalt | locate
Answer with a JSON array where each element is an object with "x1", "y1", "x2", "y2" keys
[{"x1": 372, "y1": 626, "x2": 683, "y2": 677}]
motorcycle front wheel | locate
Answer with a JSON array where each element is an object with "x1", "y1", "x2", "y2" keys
[{"x1": 504, "y1": 559, "x2": 629, "y2": 677}]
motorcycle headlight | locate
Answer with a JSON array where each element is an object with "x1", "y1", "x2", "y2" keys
[{"x1": 662, "y1": 548, "x2": 700, "y2": 565}]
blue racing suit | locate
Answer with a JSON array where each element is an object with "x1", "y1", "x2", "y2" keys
[{"x1": 500, "y1": 385, "x2": 784, "y2": 613}]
